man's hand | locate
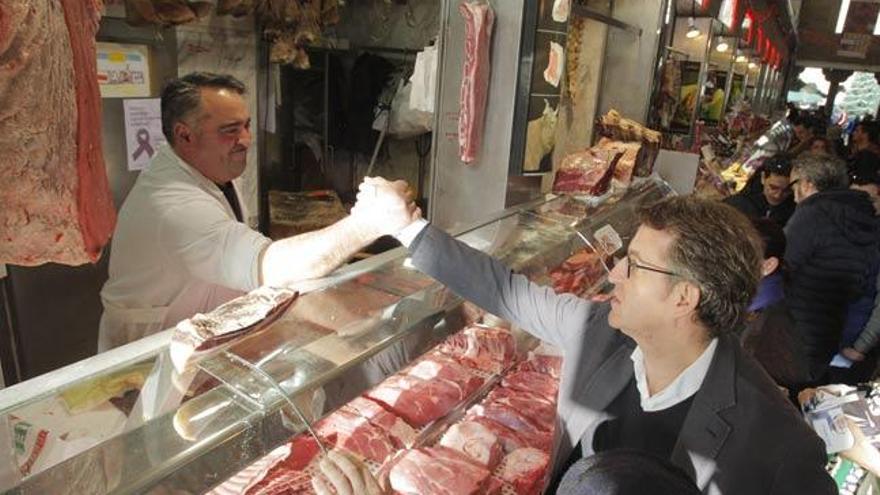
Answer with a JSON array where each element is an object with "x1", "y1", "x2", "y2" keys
[
  {"x1": 311, "y1": 450, "x2": 384, "y2": 495},
  {"x1": 842, "y1": 347, "x2": 866, "y2": 362},
  {"x1": 351, "y1": 177, "x2": 421, "y2": 238}
]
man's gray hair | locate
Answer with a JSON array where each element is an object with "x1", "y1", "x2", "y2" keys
[
  {"x1": 160, "y1": 72, "x2": 246, "y2": 143},
  {"x1": 793, "y1": 154, "x2": 849, "y2": 192}
]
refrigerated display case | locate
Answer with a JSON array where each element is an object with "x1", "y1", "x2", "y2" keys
[{"x1": 0, "y1": 178, "x2": 674, "y2": 494}]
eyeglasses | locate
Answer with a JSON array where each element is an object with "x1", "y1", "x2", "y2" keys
[{"x1": 624, "y1": 254, "x2": 680, "y2": 278}]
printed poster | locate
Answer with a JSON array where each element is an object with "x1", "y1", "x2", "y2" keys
[
  {"x1": 97, "y1": 42, "x2": 151, "y2": 98},
  {"x1": 123, "y1": 98, "x2": 166, "y2": 171}
]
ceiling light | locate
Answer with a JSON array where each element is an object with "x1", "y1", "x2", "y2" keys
[
  {"x1": 836, "y1": 0, "x2": 852, "y2": 34},
  {"x1": 748, "y1": 62, "x2": 758, "y2": 69},
  {"x1": 716, "y1": 41, "x2": 730, "y2": 53},
  {"x1": 686, "y1": 17, "x2": 701, "y2": 38},
  {"x1": 874, "y1": 9, "x2": 880, "y2": 35},
  {"x1": 736, "y1": 55, "x2": 748, "y2": 63}
]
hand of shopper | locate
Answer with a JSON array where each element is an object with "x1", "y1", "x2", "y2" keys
[
  {"x1": 842, "y1": 347, "x2": 866, "y2": 362},
  {"x1": 351, "y1": 177, "x2": 421, "y2": 237},
  {"x1": 311, "y1": 449, "x2": 384, "y2": 495}
]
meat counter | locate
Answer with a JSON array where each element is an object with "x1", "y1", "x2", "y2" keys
[{"x1": 0, "y1": 178, "x2": 673, "y2": 494}]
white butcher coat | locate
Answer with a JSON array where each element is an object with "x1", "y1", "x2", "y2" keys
[{"x1": 98, "y1": 145, "x2": 270, "y2": 351}]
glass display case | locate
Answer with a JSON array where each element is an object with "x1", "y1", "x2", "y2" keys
[{"x1": 0, "y1": 177, "x2": 673, "y2": 494}]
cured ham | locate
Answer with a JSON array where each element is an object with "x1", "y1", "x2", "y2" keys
[
  {"x1": 169, "y1": 287, "x2": 297, "y2": 373},
  {"x1": 458, "y1": 1, "x2": 495, "y2": 163}
]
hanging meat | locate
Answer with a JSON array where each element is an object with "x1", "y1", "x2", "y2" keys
[
  {"x1": 124, "y1": 0, "x2": 213, "y2": 26},
  {"x1": 458, "y1": 0, "x2": 495, "y2": 164},
  {"x1": 566, "y1": 16, "x2": 584, "y2": 103},
  {"x1": 0, "y1": 0, "x2": 116, "y2": 266}
]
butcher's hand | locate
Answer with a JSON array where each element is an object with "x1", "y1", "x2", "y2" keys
[
  {"x1": 311, "y1": 450, "x2": 384, "y2": 495},
  {"x1": 352, "y1": 176, "x2": 421, "y2": 237}
]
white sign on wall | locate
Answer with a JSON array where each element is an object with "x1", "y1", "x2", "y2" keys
[
  {"x1": 123, "y1": 98, "x2": 166, "y2": 171},
  {"x1": 97, "y1": 42, "x2": 151, "y2": 98}
]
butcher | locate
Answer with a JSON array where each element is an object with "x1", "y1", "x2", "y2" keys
[
  {"x1": 98, "y1": 72, "x2": 417, "y2": 351},
  {"x1": 356, "y1": 178, "x2": 834, "y2": 495}
]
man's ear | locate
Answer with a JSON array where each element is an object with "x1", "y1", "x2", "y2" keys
[
  {"x1": 672, "y1": 280, "x2": 701, "y2": 318},
  {"x1": 174, "y1": 121, "x2": 192, "y2": 145},
  {"x1": 761, "y1": 257, "x2": 779, "y2": 277}
]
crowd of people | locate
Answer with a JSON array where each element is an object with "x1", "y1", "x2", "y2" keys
[{"x1": 724, "y1": 109, "x2": 880, "y2": 393}]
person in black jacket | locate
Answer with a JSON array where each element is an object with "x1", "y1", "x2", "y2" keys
[
  {"x1": 724, "y1": 155, "x2": 797, "y2": 227},
  {"x1": 785, "y1": 154, "x2": 880, "y2": 384}
]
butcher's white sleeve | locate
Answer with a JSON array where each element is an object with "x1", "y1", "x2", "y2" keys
[
  {"x1": 395, "y1": 219, "x2": 429, "y2": 248},
  {"x1": 159, "y1": 199, "x2": 270, "y2": 292}
]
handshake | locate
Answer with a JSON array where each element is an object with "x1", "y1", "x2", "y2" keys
[{"x1": 351, "y1": 177, "x2": 423, "y2": 239}]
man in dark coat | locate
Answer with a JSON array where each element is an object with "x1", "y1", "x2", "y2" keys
[
  {"x1": 785, "y1": 154, "x2": 880, "y2": 383},
  {"x1": 724, "y1": 155, "x2": 796, "y2": 227}
]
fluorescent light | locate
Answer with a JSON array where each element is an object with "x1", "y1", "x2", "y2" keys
[
  {"x1": 716, "y1": 41, "x2": 730, "y2": 52},
  {"x1": 837, "y1": 0, "x2": 852, "y2": 34},
  {"x1": 874, "y1": 9, "x2": 880, "y2": 35},
  {"x1": 686, "y1": 17, "x2": 701, "y2": 38}
]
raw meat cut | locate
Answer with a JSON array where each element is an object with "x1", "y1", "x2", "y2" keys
[
  {"x1": 405, "y1": 352, "x2": 485, "y2": 397},
  {"x1": 439, "y1": 420, "x2": 504, "y2": 469},
  {"x1": 549, "y1": 247, "x2": 607, "y2": 297},
  {"x1": 516, "y1": 353, "x2": 563, "y2": 379},
  {"x1": 595, "y1": 138, "x2": 641, "y2": 185},
  {"x1": 248, "y1": 468, "x2": 313, "y2": 495},
  {"x1": 543, "y1": 41, "x2": 564, "y2": 88},
  {"x1": 388, "y1": 447, "x2": 492, "y2": 495},
  {"x1": 498, "y1": 448, "x2": 550, "y2": 495},
  {"x1": 169, "y1": 287, "x2": 297, "y2": 373},
  {"x1": 471, "y1": 402, "x2": 551, "y2": 445},
  {"x1": 0, "y1": 1, "x2": 116, "y2": 266},
  {"x1": 365, "y1": 375, "x2": 462, "y2": 427},
  {"x1": 595, "y1": 109, "x2": 661, "y2": 177},
  {"x1": 465, "y1": 416, "x2": 530, "y2": 453},
  {"x1": 458, "y1": 1, "x2": 494, "y2": 164},
  {"x1": 314, "y1": 408, "x2": 396, "y2": 463},
  {"x1": 553, "y1": 148, "x2": 623, "y2": 196},
  {"x1": 502, "y1": 370, "x2": 560, "y2": 402},
  {"x1": 484, "y1": 388, "x2": 556, "y2": 433},
  {"x1": 342, "y1": 397, "x2": 416, "y2": 449},
  {"x1": 437, "y1": 325, "x2": 516, "y2": 373},
  {"x1": 208, "y1": 444, "x2": 291, "y2": 495}
]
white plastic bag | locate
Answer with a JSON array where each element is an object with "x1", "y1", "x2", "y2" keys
[
  {"x1": 409, "y1": 45, "x2": 438, "y2": 113},
  {"x1": 373, "y1": 80, "x2": 433, "y2": 138}
]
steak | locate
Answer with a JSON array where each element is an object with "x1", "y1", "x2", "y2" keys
[
  {"x1": 207, "y1": 444, "x2": 291, "y2": 495},
  {"x1": 405, "y1": 352, "x2": 485, "y2": 398},
  {"x1": 388, "y1": 447, "x2": 492, "y2": 495},
  {"x1": 169, "y1": 287, "x2": 297, "y2": 373},
  {"x1": 498, "y1": 447, "x2": 550, "y2": 495},
  {"x1": 342, "y1": 397, "x2": 416, "y2": 449},
  {"x1": 0, "y1": 0, "x2": 116, "y2": 266},
  {"x1": 314, "y1": 408, "x2": 396, "y2": 464},
  {"x1": 501, "y1": 370, "x2": 560, "y2": 402},
  {"x1": 516, "y1": 353, "x2": 563, "y2": 379},
  {"x1": 437, "y1": 325, "x2": 516, "y2": 374},
  {"x1": 365, "y1": 374, "x2": 463, "y2": 427},
  {"x1": 485, "y1": 387, "x2": 556, "y2": 432},
  {"x1": 466, "y1": 404, "x2": 552, "y2": 452},
  {"x1": 438, "y1": 420, "x2": 504, "y2": 469},
  {"x1": 457, "y1": 1, "x2": 494, "y2": 164}
]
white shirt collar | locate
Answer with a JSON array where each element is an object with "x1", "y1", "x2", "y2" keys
[{"x1": 630, "y1": 338, "x2": 718, "y2": 412}]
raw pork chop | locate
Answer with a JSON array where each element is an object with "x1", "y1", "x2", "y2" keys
[
  {"x1": 516, "y1": 353, "x2": 563, "y2": 379},
  {"x1": 498, "y1": 447, "x2": 550, "y2": 495},
  {"x1": 365, "y1": 374, "x2": 462, "y2": 427},
  {"x1": 388, "y1": 446, "x2": 492, "y2": 495},
  {"x1": 315, "y1": 408, "x2": 396, "y2": 464},
  {"x1": 439, "y1": 420, "x2": 504, "y2": 469},
  {"x1": 342, "y1": 397, "x2": 416, "y2": 449},
  {"x1": 485, "y1": 387, "x2": 556, "y2": 432},
  {"x1": 437, "y1": 325, "x2": 516, "y2": 373},
  {"x1": 457, "y1": 1, "x2": 494, "y2": 163},
  {"x1": 0, "y1": 0, "x2": 116, "y2": 266}
]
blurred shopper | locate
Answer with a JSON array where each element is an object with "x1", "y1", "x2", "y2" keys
[
  {"x1": 740, "y1": 218, "x2": 809, "y2": 393},
  {"x1": 724, "y1": 155, "x2": 796, "y2": 227},
  {"x1": 785, "y1": 155, "x2": 880, "y2": 384}
]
